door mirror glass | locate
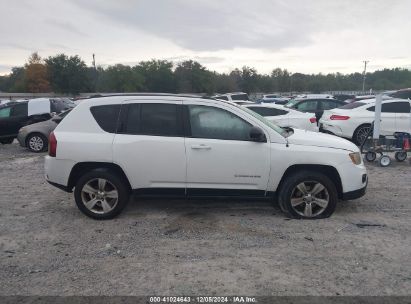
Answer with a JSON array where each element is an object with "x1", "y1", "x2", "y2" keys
[{"x1": 249, "y1": 126, "x2": 266, "y2": 142}]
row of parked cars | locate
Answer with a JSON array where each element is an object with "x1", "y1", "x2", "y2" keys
[
  {"x1": 214, "y1": 90, "x2": 411, "y2": 146},
  {"x1": 0, "y1": 98, "x2": 75, "y2": 149}
]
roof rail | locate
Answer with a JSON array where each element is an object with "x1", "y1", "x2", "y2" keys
[{"x1": 84, "y1": 93, "x2": 212, "y2": 99}]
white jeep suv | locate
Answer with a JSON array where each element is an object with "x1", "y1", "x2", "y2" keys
[{"x1": 45, "y1": 94, "x2": 367, "y2": 220}]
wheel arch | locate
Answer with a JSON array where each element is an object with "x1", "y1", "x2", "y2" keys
[
  {"x1": 277, "y1": 164, "x2": 343, "y2": 199},
  {"x1": 67, "y1": 162, "x2": 132, "y2": 192}
]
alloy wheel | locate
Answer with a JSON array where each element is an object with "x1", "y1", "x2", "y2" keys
[
  {"x1": 80, "y1": 178, "x2": 119, "y2": 214},
  {"x1": 28, "y1": 136, "x2": 44, "y2": 152},
  {"x1": 290, "y1": 181, "x2": 330, "y2": 217}
]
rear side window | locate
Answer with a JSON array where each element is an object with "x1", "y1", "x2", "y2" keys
[
  {"x1": 231, "y1": 94, "x2": 249, "y2": 101},
  {"x1": 339, "y1": 102, "x2": 365, "y2": 109},
  {"x1": 247, "y1": 106, "x2": 288, "y2": 116},
  {"x1": 296, "y1": 100, "x2": 317, "y2": 111},
  {"x1": 367, "y1": 102, "x2": 411, "y2": 113},
  {"x1": 11, "y1": 103, "x2": 28, "y2": 116},
  {"x1": 90, "y1": 105, "x2": 121, "y2": 133},
  {"x1": 123, "y1": 103, "x2": 182, "y2": 137}
]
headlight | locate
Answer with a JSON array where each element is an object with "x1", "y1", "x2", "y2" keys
[{"x1": 349, "y1": 152, "x2": 362, "y2": 165}]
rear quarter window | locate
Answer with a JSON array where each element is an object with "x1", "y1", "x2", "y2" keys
[{"x1": 90, "y1": 105, "x2": 121, "y2": 133}]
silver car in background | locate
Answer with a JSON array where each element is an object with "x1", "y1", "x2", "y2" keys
[{"x1": 17, "y1": 110, "x2": 71, "y2": 152}]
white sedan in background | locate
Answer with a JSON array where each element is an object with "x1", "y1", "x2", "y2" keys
[
  {"x1": 245, "y1": 103, "x2": 319, "y2": 132},
  {"x1": 320, "y1": 98, "x2": 411, "y2": 145}
]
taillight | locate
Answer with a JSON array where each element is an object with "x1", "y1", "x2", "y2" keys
[
  {"x1": 48, "y1": 132, "x2": 57, "y2": 157},
  {"x1": 309, "y1": 117, "x2": 317, "y2": 123},
  {"x1": 330, "y1": 115, "x2": 350, "y2": 120}
]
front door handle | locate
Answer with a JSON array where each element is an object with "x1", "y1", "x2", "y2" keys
[{"x1": 191, "y1": 144, "x2": 211, "y2": 150}]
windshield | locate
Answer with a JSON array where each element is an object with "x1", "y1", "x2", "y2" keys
[{"x1": 237, "y1": 104, "x2": 287, "y2": 137}]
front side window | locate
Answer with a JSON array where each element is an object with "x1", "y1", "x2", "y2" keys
[
  {"x1": 124, "y1": 103, "x2": 181, "y2": 137},
  {"x1": 296, "y1": 100, "x2": 317, "y2": 112},
  {"x1": 188, "y1": 105, "x2": 252, "y2": 141},
  {"x1": 0, "y1": 107, "x2": 11, "y2": 118}
]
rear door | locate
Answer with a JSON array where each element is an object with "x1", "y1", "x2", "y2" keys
[{"x1": 113, "y1": 100, "x2": 186, "y2": 193}]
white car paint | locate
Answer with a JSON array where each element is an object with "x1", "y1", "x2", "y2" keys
[
  {"x1": 320, "y1": 98, "x2": 411, "y2": 141},
  {"x1": 245, "y1": 103, "x2": 319, "y2": 132},
  {"x1": 45, "y1": 95, "x2": 366, "y2": 194}
]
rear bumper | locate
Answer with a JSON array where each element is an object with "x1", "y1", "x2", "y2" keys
[{"x1": 47, "y1": 180, "x2": 72, "y2": 192}]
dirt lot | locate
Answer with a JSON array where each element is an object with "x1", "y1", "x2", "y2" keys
[{"x1": 0, "y1": 142, "x2": 410, "y2": 296}]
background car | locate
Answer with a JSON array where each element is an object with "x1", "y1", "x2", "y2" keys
[
  {"x1": 284, "y1": 97, "x2": 347, "y2": 121},
  {"x1": 320, "y1": 98, "x2": 411, "y2": 145},
  {"x1": 245, "y1": 103, "x2": 318, "y2": 132},
  {"x1": 17, "y1": 109, "x2": 71, "y2": 152},
  {"x1": 258, "y1": 94, "x2": 290, "y2": 105},
  {"x1": 212, "y1": 92, "x2": 254, "y2": 105},
  {"x1": 0, "y1": 98, "x2": 71, "y2": 145}
]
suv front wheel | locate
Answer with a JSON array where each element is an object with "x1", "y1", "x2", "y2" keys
[
  {"x1": 278, "y1": 171, "x2": 338, "y2": 219},
  {"x1": 74, "y1": 169, "x2": 130, "y2": 220}
]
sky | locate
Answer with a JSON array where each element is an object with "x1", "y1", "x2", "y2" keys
[{"x1": 1, "y1": 0, "x2": 411, "y2": 75}]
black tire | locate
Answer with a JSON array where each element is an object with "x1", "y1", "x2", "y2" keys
[
  {"x1": 365, "y1": 151, "x2": 377, "y2": 162},
  {"x1": 353, "y1": 124, "x2": 371, "y2": 146},
  {"x1": 26, "y1": 133, "x2": 48, "y2": 152},
  {"x1": 278, "y1": 171, "x2": 338, "y2": 219},
  {"x1": 74, "y1": 169, "x2": 130, "y2": 220},
  {"x1": 395, "y1": 151, "x2": 407, "y2": 162},
  {"x1": 0, "y1": 137, "x2": 14, "y2": 144}
]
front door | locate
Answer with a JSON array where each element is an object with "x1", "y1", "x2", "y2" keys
[{"x1": 183, "y1": 102, "x2": 271, "y2": 197}]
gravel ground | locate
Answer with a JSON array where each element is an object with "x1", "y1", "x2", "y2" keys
[{"x1": 0, "y1": 142, "x2": 410, "y2": 296}]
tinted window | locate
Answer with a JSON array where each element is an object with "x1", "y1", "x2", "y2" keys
[
  {"x1": 318, "y1": 100, "x2": 337, "y2": 110},
  {"x1": 231, "y1": 94, "x2": 249, "y2": 101},
  {"x1": 188, "y1": 105, "x2": 252, "y2": 141},
  {"x1": 90, "y1": 105, "x2": 121, "y2": 133},
  {"x1": 389, "y1": 90, "x2": 411, "y2": 99},
  {"x1": 296, "y1": 100, "x2": 317, "y2": 112},
  {"x1": 0, "y1": 107, "x2": 11, "y2": 118},
  {"x1": 124, "y1": 103, "x2": 181, "y2": 137},
  {"x1": 11, "y1": 103, "x2": 28, "y2": 116},
  {"x1": 215, "y1": 96, "x2": 229, "y2": 101},
  {"x1": 340, "y1": 102, "x2": 365, "y2": 109},
  {"x1": 367, "y1": 102, "x2": 410, "y2": 113},
  {"x1": 247, "y1": 106, "x2": 288, "y2": 117}
]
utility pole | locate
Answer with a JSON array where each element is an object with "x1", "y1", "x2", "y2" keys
[
  {"x1": 92, "y1": 54, "x2": 97, "y2": 92},
  {"x1": 362, "y1": 60, "x2": 369, "y2": 93}
]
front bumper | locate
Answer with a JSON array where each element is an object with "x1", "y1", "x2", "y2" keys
[{"x1": 342, "y1": 184, "x2": 367, "y2": 200}]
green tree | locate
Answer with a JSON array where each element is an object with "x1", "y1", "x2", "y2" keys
[
  {"x1": 97, "y1": 64, "x2": 144, "y2": 92},
  {"x1": 174, "y1": 60, "x2": 214, "y2": 94},
  {"x1": 136, "y1": 60, "x2": 175, "y2": 93},
  {"x1": 45, "y1": 54, "x2": 91, "y2": 94}
]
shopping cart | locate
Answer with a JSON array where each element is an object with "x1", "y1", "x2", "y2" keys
[{"x1": 360, "y1": 122, "x2": 410, "y2": 167}]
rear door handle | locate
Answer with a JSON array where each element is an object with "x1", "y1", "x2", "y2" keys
[{"x1": 191, "y1": 144, "x2": 211, "y2": 150}]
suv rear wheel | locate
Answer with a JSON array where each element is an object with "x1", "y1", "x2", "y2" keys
[
  {"x1": 278, "y1": 171, "x2": 338, "y2": 219},
  {"x1": 74, "y1": 169, "x2": 130, "y2": 220}
]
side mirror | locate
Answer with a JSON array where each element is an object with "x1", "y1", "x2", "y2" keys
[
  {"x1": 249, "y1": 126, "x2": 266, "y2": 142},
  {"x1": 52, "y1": 116, "x2": 62, "y2": 124}
]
